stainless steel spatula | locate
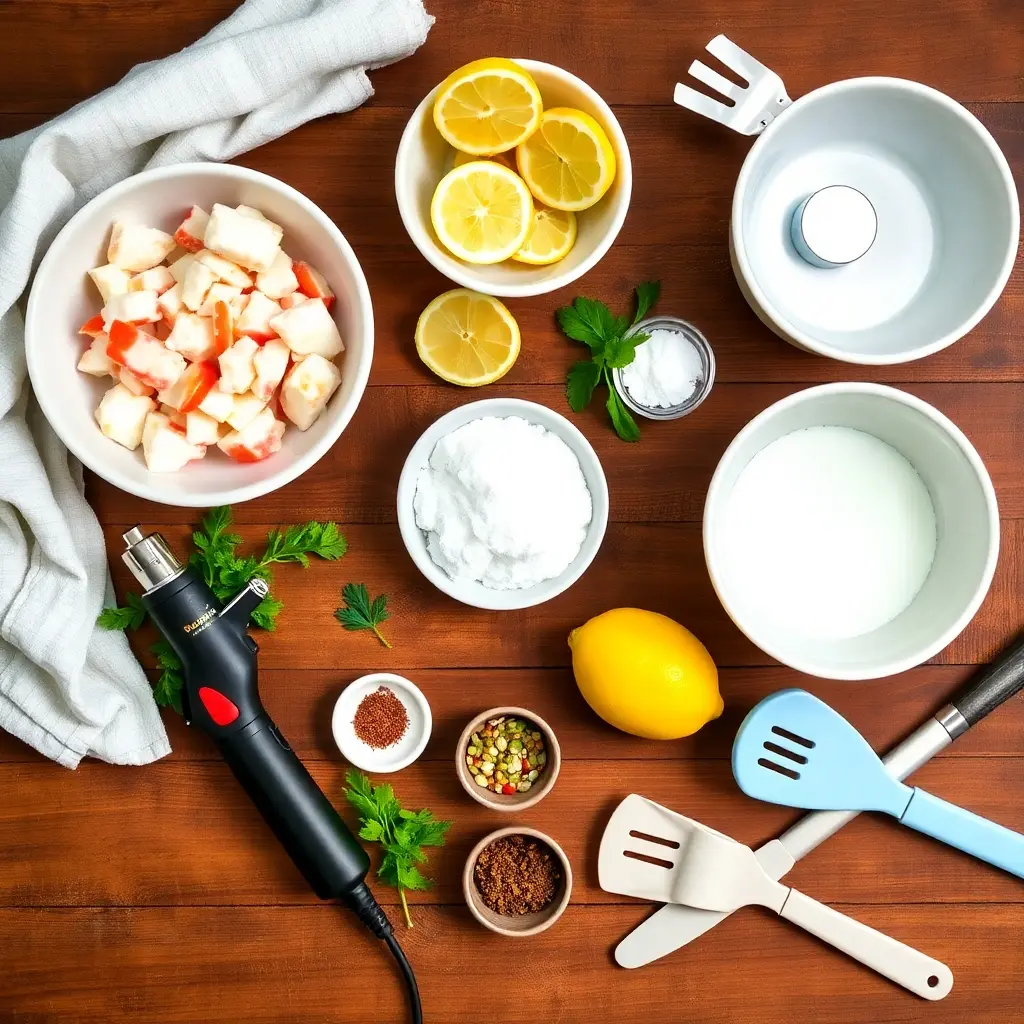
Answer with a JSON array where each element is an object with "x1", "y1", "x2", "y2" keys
[{"x1": 599, "y1": 795, "x2": 952, "y2": 999}]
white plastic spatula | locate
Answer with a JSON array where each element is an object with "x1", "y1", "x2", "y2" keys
[{"x1": 598, "y1": 795, "x2": 953, "y2": 1000}]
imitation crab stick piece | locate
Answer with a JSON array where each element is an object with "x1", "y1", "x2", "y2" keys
[
  {"x1": 218, "y1": 406, "x2": 285, "y2": 463},
  {"x1": 107, "y1": 222, "x2": 175, "y2": 272},
  {"x1": 173, "y1": 206, "x2": 210, "y2": 253},
  {"x1": 101, "y1": 289, "x2": 160, "y2": 330},
  {"x1": 196, "y1": 249, "x2": 254, "y2": 290},
  {"x1": 292, "y1": 261, "x2": 335, "y2": 309},
  {"x1": 280, "y1": 353, "x2": 341, "y2": 430},
  {"x1": 212, "y1": 299, "x2": 236, "y2": 355},
  {"x1": 235, "y1": 290, "x2": 281, "y2": 343},
  {"x1": 181, "y1": 260, "x2": 218, "y2": 312},
  {"x1": 270, "y1": 298, "x2": 343, "y2": 359},
  {"x1": 106, "y1": 320, "x2": 186, "y2": 392},
  {"x1": 185, "y1": 408, "x2": 222, "y2": 446},
  {"x1": 129, "y1": 265, "x2": 175, "y2": 295},
  {"x1": 255, "y1": 251, "x2": 298, "y2": 300},
  {"x1": 119, "y1": 366, "x2": 156, "y2": 397},
  {"x1": 79, "y1": 314, "x2": 106, "y2": 338},
  {"x1": 88, "y1": 264, "x2": 131, "y2": 303},
  {"x1": 224, "y1": 391, "x2": 267, "y2": 431},
  {"x1": 159, "y1": 360, "x2": 219, "y2": 413},
  {"x1": 142, "y1": 411, "x2": 206, "y2": 472},
  {"x1": 278, "y1": 292, "x2": 307, "y2": 310},
  {"x1": 252, "y1": 338, "x2": 290, "y2": 402},
  {"x1": 165, "y1": 311, "x2": 218, "y2": 363},
  {"x1": 197, "y1": 387, "x2": 235, "y2": 423},
  {"x1": 218, "y1": 336, "x2": 260, "y2": 394},
  {"x1": 204, "y1": 203, "x2": 283, "y2": 273},
  {"x1": 78, "y1": 335, "x2": 114, "y2": 377},
  {"x1": 168, "y1": 252, "x2": 197, "y2": 284},
  {"x1": 158, "y1": 282, "x2": 184, "y2": 326},
  {"x1": 199, "y1": 284, "x2": 245, "y2": 319},
  {"x1": 95, "y1": 383, "x2": 155, "y2": 451}
]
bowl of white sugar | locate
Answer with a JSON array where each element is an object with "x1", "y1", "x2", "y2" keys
[
  {"x1": 397, "y1": 398, "x2": 609, "y2": 610},
  {"x1": 704, "y1": 383, "x2": 998, "y2": 680}
]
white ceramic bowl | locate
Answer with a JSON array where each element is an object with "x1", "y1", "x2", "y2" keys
[
  {"x1": 704, "y1": 383, "x2": 999, "y2": 680},
  {"x1": 26, "y1": 163, "x2": 373, "y2": 506},
  {"x1": 331, "y1": 673, "x2": 431, "y2": 774},
  {"x1": 395, "y1": 59, "x2": 632, "y2": 297},
  {"x1": 731, "y1": 78, "x2": 1019, "y2": 364},
  {"x1": 397, "y1": 398, "x2": 609, "y2": 610}
]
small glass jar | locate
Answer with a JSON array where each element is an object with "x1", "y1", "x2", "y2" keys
[{"x1": 611, "y1": 315, "x2": 716, "y2": 421}]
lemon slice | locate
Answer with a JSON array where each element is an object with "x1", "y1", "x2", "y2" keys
[
  {"x1": 512, "y1": 205, "x2": 577, "y2": 265},
  {"x1": 516, "y1": 107, "x2": 617, "y2": 211},
  {"x1": 431, "y1": 161, "x2": 534, "y2": 264},
  {"x1": 433, "y1": 57, "x2": 543, "y2": 155},
  {"x1": 416, "y1": 289, "x2": 521, "y2": 386},
  {"x1": 453, "y1": 148, "x2": 516, "y2": 172}
]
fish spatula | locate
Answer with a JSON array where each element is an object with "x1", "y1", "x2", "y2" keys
[
  {"x1": 733, "y1": 689, "x2": 1024, "y2": 878},
  {"x1": 599, "y1": 795, "x2": 953, "y2": 999}
]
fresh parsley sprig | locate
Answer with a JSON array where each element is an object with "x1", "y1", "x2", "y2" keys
[
  {"x1": 335, "y1": 583, "x2": 392, "y2": 648},
  {"x1": 98, "y1": 506, "x2": 346, "y2": 711},
  {"x1": 558, "y1": 280, "x2": 661, "y2": 442},
  {"x1": 344, "y1": 770, "x2": 451, "y2": 929}
]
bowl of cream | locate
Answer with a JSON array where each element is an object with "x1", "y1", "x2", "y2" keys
[
  {"x1": 703, "y1": 383, "x2": 999, "y2": 680},
  {"x1": 397, "y1": 398, "x2": 609, "y2": 610}
]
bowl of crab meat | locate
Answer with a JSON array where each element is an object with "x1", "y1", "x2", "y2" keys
[{"x1": 25, "y1": 163, "x2": 373, "y2": 506}]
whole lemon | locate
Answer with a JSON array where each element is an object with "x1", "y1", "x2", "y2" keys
[{"x1": 568, "y1": 608, "x2": 723, "y2": 740}]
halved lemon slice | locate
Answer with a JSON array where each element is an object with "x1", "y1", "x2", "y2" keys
[
  {"x1": 433, "y1": 57, "x2": 543, "y2": 155},
  {"x1": 516, "y1": 107, "x2": 617, "y2": 211},
  {"x1": 512, "y1": 205, "x2": 577, "y2": 265},
  {"x1": 415, "y1": 289, "x2": 521, "y2": 386},
  {"x1": 453, "y1": 148, "x2": 516, "y2": 172},
  {"x1": 431, "y1": 161, "x2": 534, "y2": 264}
]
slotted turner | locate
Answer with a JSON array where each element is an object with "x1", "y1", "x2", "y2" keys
[
  {"x1": 733, "y1": 689, "x2": 1024, "y2": 878},
  {"x1": 599, "y1": 795, "x2": 952, "y2": 999},
  {"x1": 672, "y1": 35, "x2": 792, "y2": 135}
]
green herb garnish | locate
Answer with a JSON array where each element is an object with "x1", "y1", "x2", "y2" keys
[
  {"x1": 98, "y1": 506, "x2": 346, "y2": 711},
  {"x1": 335, "y1": 583, "x2": 392, "y2": 649},
  {"x1": 558, "y1": 280, "x2": 661, "y2": 442},
  {"x1": 344, "y1": 769, "x2": 451, "y2": 928}
]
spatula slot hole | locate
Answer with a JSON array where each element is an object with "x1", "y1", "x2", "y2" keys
[
  {"x1": 627, "y1": 830, "x2": 681, "y2": 850},
  {"x1": 623, "y1": 850, "x2": 675, "y2": 870},
  {"x1": 928, "y1": 975, "x2": 939, "y2": 988},
  {"x1": 757, "y1": 757, "x2": 800, "y2": 780},
  {"x1": 763, "y1": 741, "x2": 808, "y2": 765},
  {"x1": 770, "y1": 725, "x2": 815, "y2": 749}
]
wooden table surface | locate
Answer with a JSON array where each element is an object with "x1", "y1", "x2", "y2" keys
[{"x1": 2, "y1": 1, "x2": 1023, "y2": 1021}]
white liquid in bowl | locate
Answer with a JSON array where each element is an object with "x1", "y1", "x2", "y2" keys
[{"x1": 718, "y1": 426, "x2": 937, "y2": 641}]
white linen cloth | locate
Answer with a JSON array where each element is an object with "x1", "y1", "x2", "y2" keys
[{"x1": 0, "y1": 0, "x2": 433, "y2": 768}]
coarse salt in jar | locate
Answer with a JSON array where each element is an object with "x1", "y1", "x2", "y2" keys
[{"x1": 612, "y1": 315, "x2": 715, "y2": 420}]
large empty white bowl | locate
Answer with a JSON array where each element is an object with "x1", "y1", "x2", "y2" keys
[
  {"x1": 704, "y1": 383, "x2": 999, "y2": 679},
  {"x1": 395, "y1": 59, "x2": 632, "y2": 297},
  {"x1": 26, "y1": 163, "x2": 373, "y2": 506},
  {"x1": 731, "y1": 78, "x2": 1018, "y2": 364}
]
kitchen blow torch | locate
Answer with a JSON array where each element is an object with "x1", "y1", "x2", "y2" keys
[{"x1": 120, "y1": 526, "x2": 422, "y2": 1023}]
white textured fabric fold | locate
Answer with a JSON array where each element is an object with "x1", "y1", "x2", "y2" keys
[{"x1": 0, "y1": 0, "x2": 433, "y2": 768}]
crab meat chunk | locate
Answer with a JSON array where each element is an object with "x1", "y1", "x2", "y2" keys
[
  {"x1": 197, "y1": 387, "x2": 235, "y2": 423},
  {"x1": 224, "y1": 391, "x2": 267, "y2": 431},
  {"x1": 252, "y1": 338, "x2": 290, "y2": 402},
  {"x1": 293, "y1": 261, "x2": 335, "y2": 309},
  {"x1": 128, "y1": 265, "x2": 175, "y2": 295},
  {"x1": 203, "y1": 203, "x2": 283, "y2": 273},
  {"x1": 173, "y1": 206, "x2": 210, "y2": 253},
  {"x1": 95, "y1": 383, "x2": 155, "y2": 451},
  {"x1": 278, "y1": 292, "x2": 308, "y2": 310},
  {"x1": 218, "y1": 406, "x2": 285, "y2": 463},
  {"x1": 107, "y1": 222, "x2": 175, "y2": 272},
  {"x1": 196, "y1": 249, "x2": 254, "y2": 290},
  {"x1": 280, "y1": 353, "x2": 341, "y2": 430},
  {"x1": 167, "y1": 252, "x2": 197, "y2": 284},
  {"x1": 88, "y1": 264, "x2": 132, "y2": 303},
  {"x1": 159, "y1": 360, "x2": 219, "y2": 412},
  {"x1": 198, "y1": 282, "x2": 244, "y2": 318},
  {"x1": 158, "y1": 282, "x2": 185, "y2": 325},
  {"x1": 165, "y1": 312, "x2": 218, "y2": 363},
  {"x1": 235, "y1": 205, "x2": 270, "y2": 220},
  {"x1": 101, "y1": 289, "x2": 160, "y2": 330},
  {"x1": 142, "y1": 412, "x2": 207, "y2": 472},
  {"x1": 186, "y1": 409, "x2": 222, "y2": 446},
  {"x1": 218, "y1": 336, "x2": 260, "y2": 394},
  {"x1": 236, "y1": 290, "x2": 282, "y2": 342},
  {"x1": 270, "y1": 298, "x2": 343, "y2": 359},
  {"x1": 181, "y1": 260, "x2": 218, "y2": 312},
  {"x1": 106, "y1": 321, "x2": 187, "y2": 392},
  {"x1": 119, "y1": 366, "x2": 156, "y2": 397},
  {"x1": 77, "y1": 335, "x2": 114, "y2": 377},
  {"x1": 256, "y1": 251, "x2": 298, "y2": 300}
]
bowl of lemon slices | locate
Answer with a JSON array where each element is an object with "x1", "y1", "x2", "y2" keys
[{"x1": 395, "y1": 58, "x2": 631, "y2": 298}]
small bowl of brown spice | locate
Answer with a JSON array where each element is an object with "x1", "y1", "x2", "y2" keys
[
  {"x1": 332, "y1": 672, "x2": 431, "y2": 773},
  {"x1": 463, "y1": 827, "x2": 572, "y2": 937}
]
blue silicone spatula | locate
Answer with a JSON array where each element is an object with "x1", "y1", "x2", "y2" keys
[{"x1": 732, "y1": 689, "x2": 1024, "y2": 879}]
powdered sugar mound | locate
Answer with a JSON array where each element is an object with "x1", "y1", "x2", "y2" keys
[{"x1": 413, "y1": 416, "x2": 593, "y2": 590}]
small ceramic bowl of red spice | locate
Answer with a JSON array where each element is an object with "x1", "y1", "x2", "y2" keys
[
  {"x1": 332, "y1": 672, "x2": 431, "y2": 773},
  {"x1": 456, "y1": 707, "x2": 561, "y2": 812},
  {"x1": 463, "y1": 826, "x2": 572, "y2": 937}
]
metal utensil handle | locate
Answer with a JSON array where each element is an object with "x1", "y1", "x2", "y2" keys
[{"x1": 779, "y1": 889, "x2": 953, "y2": 1000}]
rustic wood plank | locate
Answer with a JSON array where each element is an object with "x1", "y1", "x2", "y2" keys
[
  {"x1": 2, "y1": 758, "x2": 1023, "y2": 909},
  {"x1": 1, "y1": 1, "x2": 1021, "y2": 114},
  {"x1": 101, "y1": 519, "x2": 1024, "y2": 671},
  {"x1": 87, "y1": 381, "x2": 1024, "y2": 525}
]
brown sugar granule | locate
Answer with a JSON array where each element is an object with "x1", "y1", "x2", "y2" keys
[
  {"x1": 353, "y1": 686, "x2": 409, "y2": 749},
  {"x1": 474, "y1": 834, "x2": 561, "y2": 915}
]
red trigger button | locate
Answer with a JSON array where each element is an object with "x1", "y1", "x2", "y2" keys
[{"x1": 198, "y1": 687, "x2": 239, "y2": 726}]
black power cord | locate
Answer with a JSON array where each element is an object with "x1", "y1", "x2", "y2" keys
[{"x1": 345, "y1": 882, "x2": 424, "y2": 1024}]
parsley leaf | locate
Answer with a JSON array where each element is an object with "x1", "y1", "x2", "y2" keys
[
  {"x1": 150, "y1": 640, "x2": 184, "y2": 714},
  {"x1": 344, "y1": 770, "x2": 451, "y2": 928},
  {"x1": 335, "y1": 583, "x2": 392, "y2": 649},
  {"x1": 97, "y1": 591, "x2": 147, "y2": 632},
  {"x1": 565, "y1": 360, "x2": 602, "y2": 412},
  {"x1": 555, "y1": 280, "x2": 661, "y2": 440}
]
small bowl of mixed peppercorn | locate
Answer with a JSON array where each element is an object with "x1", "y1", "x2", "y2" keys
[
  {"x1": 456, "y1": 707, "x2": 561, "y2": 811},
  {"x1": 463, "y1": 827, "x2": 573, "y2": 936}
]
